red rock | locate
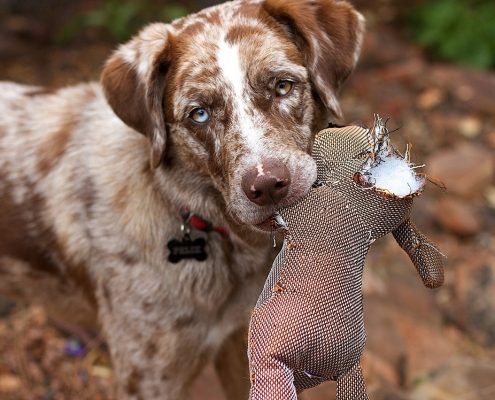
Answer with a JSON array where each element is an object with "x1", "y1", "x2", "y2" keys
[
  {"x1": 427, "y1": 143, "x2": 494, "y2": 197},
  {"x1": 486, "y1": 186, "x2": 495, "y2": 209},
  {"x1": 487, "y1": 131, "x2": 495, "y2": 149},
  {"x1": 0, "y1": 374, "x2": 22, "y2": 393},
  {"x1": 362, "y1": 350, "x2": 401, "y2": 387},
  {"x1": 364, "y1": 240, "x2": 465, "y2": 390},
  {"x1": 410, "y1": 357, "x2": 495, "y2": 400},
  {"x1": 458, "y1": 115, "x2": 482, "y2": 138},
  {"x1": 429, "y1": 66, "x2": 495, "y2": 115},
  {"x1": 371, "y1": 387, "x2": 410, "y2": 400},
  {"x1": 450, "y1": 253, "x2": 495, "y2": 346},
  {"x1": 416, "y1": 88, "x2": 444, "y2": 110},
  {"x1": 427, "y1": 112, "x2": 458, "y2": 134},
  {"x1": 434, "y1": 197, "x2": 483, "y2": 236}
]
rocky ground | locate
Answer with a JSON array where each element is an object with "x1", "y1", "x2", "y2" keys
[{"x1": 1, "y1": 1, "x2": 495, "y2": 399}]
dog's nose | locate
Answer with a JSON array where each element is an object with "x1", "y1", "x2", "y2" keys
[{"x1": 242, "y1": 159, "x2": 291, "y2": 206}]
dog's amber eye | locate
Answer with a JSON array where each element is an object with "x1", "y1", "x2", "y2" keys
[
  {"x1": 275, "y1": 80, "x2": 294, "y2": 97},
  {"x1": 189, "y1": 108, "x2": 210, "y2": 124}
]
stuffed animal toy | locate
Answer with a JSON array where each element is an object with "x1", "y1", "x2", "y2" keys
[{"x1": 248, "y1": 115, "x2": 445, "y2": 400}]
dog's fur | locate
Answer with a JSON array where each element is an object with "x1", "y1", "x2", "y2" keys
[{"x1": 0, "y1": 0, "x2": 364, "y2": 398}]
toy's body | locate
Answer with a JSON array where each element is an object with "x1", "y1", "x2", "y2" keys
[{"x1": 248, "y1": 120, "x2": 445, "y2": 399}]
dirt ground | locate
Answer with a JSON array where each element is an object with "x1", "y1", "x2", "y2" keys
[{"x1": 1, "y1": 1, "x2": 495, "y2": 399}]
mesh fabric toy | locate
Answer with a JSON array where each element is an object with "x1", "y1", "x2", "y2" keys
[{"x1": 248, "y1": 116, "x2": 445, "y2": 400}]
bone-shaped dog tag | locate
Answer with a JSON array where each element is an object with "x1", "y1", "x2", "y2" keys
[{"x1": 167, "y1": 237, "x2": 207, "y2": 263}]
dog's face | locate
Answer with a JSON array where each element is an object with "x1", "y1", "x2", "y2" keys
[{"x1": 102, "y1": 0, "x2": 364, "y2": 227}]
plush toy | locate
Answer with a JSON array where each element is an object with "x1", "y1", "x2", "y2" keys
[{"x1": 248, "y1": 116, "x2": 445, "y2": 400}]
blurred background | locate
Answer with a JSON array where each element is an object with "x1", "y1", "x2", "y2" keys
[{"x1": 0, "y1": 0, "x2": 494, "y2": 399}]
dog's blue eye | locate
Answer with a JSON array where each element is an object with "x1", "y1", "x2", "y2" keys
[
  {"x1": 189, "y1": 108, "x2": 210, "y2": 124},
  {"x1": 275, "y1": 80, "x2": 294, "y2": 97}
]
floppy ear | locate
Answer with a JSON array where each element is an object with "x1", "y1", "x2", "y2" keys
[
  {"x1": 101, "y1": 23, "x2": 173, "y2": 169},
  {"x1": 263, "y1": 0, "x2": 365, "y2": 120}
]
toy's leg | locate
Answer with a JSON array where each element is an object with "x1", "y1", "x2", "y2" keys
[
  {"x1": 392, "y1": 218, "x2": 444, "y2": 288},
  {"x1": 249, "y1": 358, "x2": 297, "y2": 400},
  {"x1": 336, "y1": 363, "x2": 368, "y2": 400}
]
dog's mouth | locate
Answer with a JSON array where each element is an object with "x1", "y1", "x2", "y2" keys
[
  {"x1": 235, "y1": 177, "x2": 316, "y2": 232},
  {"x1": 229, "y1": 152, "x2": 317, "y2": 231},
  {"x1": 254, "y1": 211, "x2": 288, "y2": 232},
  {"x1": 254, "y1": 216, "x2": 278, "y2": 232}
]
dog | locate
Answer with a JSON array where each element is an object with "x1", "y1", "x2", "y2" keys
[{"x1": 0, "y1": 0, "x2": 364, "y2": 398}]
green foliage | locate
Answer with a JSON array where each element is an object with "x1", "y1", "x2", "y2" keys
[
  {"x1": 160, "y1": 4, "x2": 190, "y2": 22},
  {"x1": 82, "y1": 0, "x2": 144, "y2": 41},
  {"x1": 57, "y1": 0, "x2": 188, "y2": 44},
  {"x1": 408, "y1": 0, "x2": 495, "y2": 69}
]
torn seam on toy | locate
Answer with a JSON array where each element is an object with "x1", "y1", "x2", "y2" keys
[{"x1": 355, "y1": 114, "x2": 426, "y2": 199}]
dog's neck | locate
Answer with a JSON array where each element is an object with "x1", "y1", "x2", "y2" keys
[{"x1": 154, "y1": 160, "x2": 270, "y2": 247}]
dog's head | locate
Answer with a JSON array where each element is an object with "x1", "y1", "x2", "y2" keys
[{"x1": 101, "y1": 0, "x2": 364, "y2": 227}]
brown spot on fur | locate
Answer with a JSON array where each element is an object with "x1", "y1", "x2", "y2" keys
[
  {"x1": 37, "y1": 120, "x2": 73, "y2": 176},
  {"x1": 102, "y1": 283, "x2": 112, "y2": 312},
  {"x1": 171, "y1": 314, "x2": 195, "y2": 329},
  {"x1": 142, "y1": 301, "x2": 153, "y2": 313},
  {"x1": 0, "y1": 180, "x2": 59, "y2": 276},
  {"x1": 118, "y1": 250, "x2": 138, "y2": 265},
  {"x1": 180, "y1": 21, "x2": 206, "y2": 37},
  {"x1": 225, "y1": 25, "x2": 266, "y2": 44},
  {"x1": 207, "y1": 10, "x2": 222, "y2": 25},
  {"x1": 145, "y1": 339, "x2": 158, "y2": 359},
  {"x1": 25, "y1": 87, "x2": 56, "y2": 97},
  {"x1": 161, "y1": 369, "x2": 170, "y2": 381},
  {"x1": 112, "y1": 184, "x2": 128, "y2": 212},
  {"x1": 81, "y1": 176, "x2": 97, "y2": 212},
  {"x1": 175, "y1": 9, "x2": 222, "y2": 34},
  {"x1": 126, "y1": 368, "x2": 143, "y2": 395}
]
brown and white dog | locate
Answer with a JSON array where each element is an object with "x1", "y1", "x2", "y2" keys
[{"x1": 0, "y1": 0, "x2": 364, "y2": 398}]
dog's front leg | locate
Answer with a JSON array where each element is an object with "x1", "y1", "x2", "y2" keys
[
  {"x1": 214, "y1": 325, "x2": 250, "y2": 399},
  {"x1": 96, "y1": 276, "x2": 209, "y2": 400}
]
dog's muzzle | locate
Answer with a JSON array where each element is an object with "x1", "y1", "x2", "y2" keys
[{"x1": 241, "y1": 158, "x2": 291, "y2": 207}]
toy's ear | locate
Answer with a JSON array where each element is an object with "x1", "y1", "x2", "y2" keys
[
  {"x1": 263, "y1": 0, "x2": 365, "y2": 120},
  {"x1": 101, "y1": 23, "x2": 173, "y2": 169}
]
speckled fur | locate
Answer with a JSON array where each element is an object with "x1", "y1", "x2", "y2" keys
[{"x1": 0, "y1": 1, "x2": 364, "y2": 398}]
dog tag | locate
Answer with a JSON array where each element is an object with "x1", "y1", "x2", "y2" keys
[{"x1": 167, "y1": 237, "x2": 208, "y2": 263}]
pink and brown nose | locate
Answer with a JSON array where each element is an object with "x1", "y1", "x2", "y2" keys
[{"x1": 242, "y1": 159, "x2": 291, "y2": 206}]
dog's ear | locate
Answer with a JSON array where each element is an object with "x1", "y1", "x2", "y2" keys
[
  {"x1": 101, "y1": 23, "x2": 173, "y2": 169},
  {"x1": 263, "y1": 0, "x2": 365, "y2": 120}
]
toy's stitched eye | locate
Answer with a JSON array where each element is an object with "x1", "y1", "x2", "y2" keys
[
  {"x1": 275, "y1": 80, "x2": 294, "y2": 97},
  {"x1": 189, "y1": 108, "x2": 210, "y2": 124}
]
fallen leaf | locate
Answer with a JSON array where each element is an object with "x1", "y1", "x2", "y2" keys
[
  {"x1": 458, "y1": 115, "x2": 482, "y2": 138},
  {"x1": 91, "y1": 365, "x2": 112, "y2": 380},
  {"x1": 486, "y1": 187, "x2": 495, "y2": 209},
  {"x1": 416, "y1": 88, "x2": 444, "y2": 110},
  {"x1": 0, "y1": 374, "x2": 22, "y2": 392}
]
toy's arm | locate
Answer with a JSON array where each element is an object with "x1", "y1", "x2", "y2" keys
[{"x1": 392, "y1": 218, "x2": 445, "y2": 288}]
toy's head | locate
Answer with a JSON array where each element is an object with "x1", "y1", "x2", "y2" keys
[
  {"x1": 312, "y1": 116, "x2": 417, "y2": 239},
  {"x1": 273, "y1": 115, "x2": 444, "y2": 288}
]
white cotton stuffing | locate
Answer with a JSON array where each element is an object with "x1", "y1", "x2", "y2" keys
[{"x1": 362, "y1": 154, "x2": 425, "y2": 198}]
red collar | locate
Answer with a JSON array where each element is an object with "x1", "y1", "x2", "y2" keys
[{"x1": 180, "y1": 209, "x2": 229, "y2": 238}]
